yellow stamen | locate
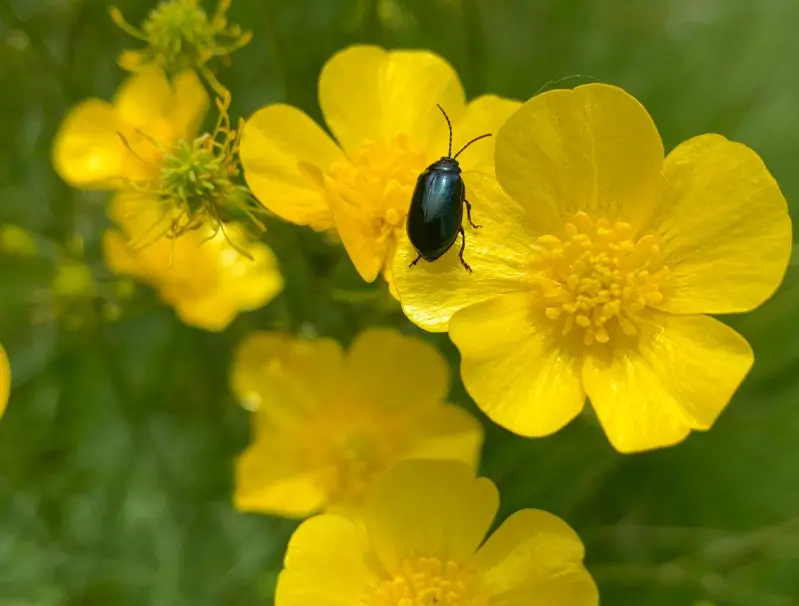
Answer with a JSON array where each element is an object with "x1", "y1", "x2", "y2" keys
[
  {"x1": 531, "y1": 211, "x2": 670, "y2": 345},
  {"x1": 370, "y1": 557, "x2": 484, "y2": 606}
]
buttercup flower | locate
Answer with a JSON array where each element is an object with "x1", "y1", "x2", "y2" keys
[
  {"x1": 276, "y1": 459, "x2": 598, "y2": 606},
  {"x1": 232, "y1": 328, "x2": 483, "y2": 517},
  {"x1": 104, "y1": 195, "x2": 282, "y2": 331},
  {"x1": 394, "y1": 83, "x2": 792, "y2": 453},
  {"x1": 53, "y1": 67, "x2": 208, "y2": 190},
  {"x1": 110, "y1": 0, "x2": 251, "y2": 96},
  {"x1": 0, "y1": 342, "x2": 9, "y2": 418},
  {"x1": 240, "y1": 45, "x2": 520, "y2": 294}
]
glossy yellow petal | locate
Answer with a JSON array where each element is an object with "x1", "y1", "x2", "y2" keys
[
  {"x1": 235, "y1": 442, "x2": 327, "y2": 517},
  {"x1": 276, "y1": 514, "x2": 376, "y2": 606},
  {"x1": 365, "y1": 460, "x2": 497, "y2": 573},
  {"x1": 404, "y1": 405, "x2": 484, "y2": 469},
  {"x1": 167, "y1": 70, "x2": 211, "y2": 141},
  {"x1": 346, "y1": 328, "x2": 450, "y2": 410},
  {"x1": 496, "y1": 83, "x2": 664, "y2": 230},
  {"x1": 52, "y1": 100, "x2": 127, "y2": 188},
  {"x1": 394, "y1": 173, "x2": 540, "y2": 332},
  {"x1": 231, "y1": 332, "x2": 293, "y2": 410},
  {"x1": 112, "y1": 67, "x2": 172, "y2": 132},
  {"x1": 319, "y1": 45, "x2": 466, "y2": 155},
  {"x1": 652, "y1": 134, "x2": 792, "y2": 315},
  {"x1": 446, "y1": 95, "x2": 522, "y2": 175},
  {"x1": 327, "y1": 192, "x2": 386, "y2": 282},
  {"x1": 583, "y1": 312, "x2": 754, "y2": 453},
  {"x1": 240, "y1": 104, "x2": 343, "y2": 230},
  {"x1": 450, "y1": 293, "x2": 586, "y2": 437},
  {"x1": 470, "y1": 509, "x2": 598, "y2": 606},
  {"x1": 0, "y1": 342, "x2": 9, "y2": 417}
]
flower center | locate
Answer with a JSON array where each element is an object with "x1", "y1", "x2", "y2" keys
[
  {"x1": 370, "y1": 557, "x2": 484, "y2": 606},
  {"x1": 327, "y1": 135, "x2": 426, "y2": 245},
  {"x1": 531, "y1": 211, "x2": 670, "y2": 346}
]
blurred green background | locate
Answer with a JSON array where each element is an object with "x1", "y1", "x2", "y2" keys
[{"x1": 1, "y1": 0, "x2": 798, "y2": 604}]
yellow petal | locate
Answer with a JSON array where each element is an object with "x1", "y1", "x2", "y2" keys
[
  {"x1": 364, "y1": 460, "x2": 498, "y2": 573},
  {"x1": 235, "y1": 442, "x2": 327, "y2": 518},
  {"x1": 327, "y1": 192, "x2": 386, "y2": 282},
  {"x1": 582, "y1": 312, "x2": 754, "y2": 453},
  {"x1": 112, "y1": 67, "x2": 173, "y2": 132},
  {"x1": 469, "y1": 509, "x2": 598, "y2": 606},
  {"x1": 447, "y1": 95, "x2": 522, "y2": 175},
  {"x1": 450, "y1": 293, "x2": 586, "y2": 437},
  {"x1": 346, "y1": 328, "x2": 450, "y2": 410},
  {"x1": 240, "y1": 104, "x2": 343, "y2": 230},
  {"x1": 52, "y1": 100, "x2": 127, "y2": 188},
  {"x1": 404, "y1": 405, "x2": 484, "y2": 470},
  {"x1": 231, "y1": 332, "x2": 293, "y2": 410},
  {"x1": 167, "y1": 70, "x2": 210, "y2": 141},
  {"x1": 276, "y1": 514, "x2": 377, "y2": 606},
  {"x1": 496, "y1": 83, "x2": 664, "y2": 229},
  {"x1": 0, "y1": 342, "x2": 9, "y2": 417},
  {"x1": 652, "y1": 134, "x2": 792, "y2": 315},
  {"x1": 319, "y1": 45, "x2": 466, "y2": 155},
  {"x1": 394, "y1": 172, "x2": 538, "y2": 332}
]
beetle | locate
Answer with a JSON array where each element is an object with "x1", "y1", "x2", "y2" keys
[{"x1": 406, "y1": 104, "x2": 492, "y2": 272}]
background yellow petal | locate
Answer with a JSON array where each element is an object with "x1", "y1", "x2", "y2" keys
[
  {"x1": 240, "y1": 104, "x2": 343, "y2": 229},
  {"x1": 52, "y1": 100, "x2": 126, "y2": 188},
  {"x1": 319, "y1": 45, "x2": 466, "y2": 155},
  {"x1": 449, "y1": 95, "x2": 522, "y2": 175},
  {"x1": 235, "y1": 443, "x2": 327, "y2": 517},
  {"x1": 496, "y1": 83, "x2": 664, "y2": 229},
  {"x1": 346, "y1": 328, "x2": 450, "y2": 410},
  {"x1": 364, "y1": 460, "x2": 498, "y2": 573},
  {"x1": 167, "y1": 70, "x2": 211, "y2": 140},
  {"x1": 112, "y1": 67, "x2": 172, "y2": 132},
  {"x1": 653, "y1": 134, "x2": 792, "y2": 315},
  {"x1": 582, "y1": 312, "x2": 754, "y2": 453},
  {"x1": 393, "y1": 173, "x2": 539, "y2": 332},
  {"x1": 0, "y1": 342, "x2": 9, "y2": 417},
  {"x1": 277, "y1": 514, "x2": 376, "y2": 606},
  {"x1": 469, "y1": 509, "x2": 598, "y2": 606},
  {"x1": 404, "y1": 405, "x2": 484, "y2": 469},
  {"x1": 450, "y1": 293, "x2": 586, "y2": 437},
  {"x1": 231, "y1": 332, "x2": 293, "y2": 410}
]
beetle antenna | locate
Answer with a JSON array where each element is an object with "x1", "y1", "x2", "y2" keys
[
  {"x1": 453, "y1": 133, "x2": 492, "y2": 160},
  {"x1": 436, "y1": 104, "x2": 453, "y2": 157}
]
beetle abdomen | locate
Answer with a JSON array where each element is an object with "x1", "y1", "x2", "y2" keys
[{"x1": 407, "y1": 168, "x2": 465, "y2": 261}]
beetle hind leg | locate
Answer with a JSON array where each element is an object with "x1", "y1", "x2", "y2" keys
[
  {"x1": 408, "y1": 254, "x2": 422, "y2": 268},
  {"x1": 458, "y1": 226, "x2": 473, "y2": 273},
  {"x1": 464, "y1": 199, "x2": 482, "y2": 229}
]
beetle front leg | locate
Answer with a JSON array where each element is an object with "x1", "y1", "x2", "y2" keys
[
  {"x1": 464, "y1": 199, "x2": 482, "y2": 229},
  {"x1": 457, "y1": 226, "x2": 472, "y2": 273}
]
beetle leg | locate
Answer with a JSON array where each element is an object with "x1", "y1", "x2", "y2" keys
[
  {"x1": 409, "y1": 254, "x2": 422, "y2": 268},
  {"x1": 458, "y1": 226, "x2": 473, "y2": 273},
  {"x1": 464, "y1": 199, "x2": 482, "y2": 229}
]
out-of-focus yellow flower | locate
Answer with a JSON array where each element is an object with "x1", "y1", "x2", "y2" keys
[
  {"x1": 104, "y1": 195, "x2": 282, "y2": 332},
  {"x1": 0, "y1": 224, "x2": 38, "y2": 257},
  {"x1": 394, "y1": 84, "x2": 792, "y2": 453},
  {"x1": 0, "y1": 342, "x2": 9, "y2": 418},
  {"x1": 110, "y1": 0, "x2": 251, "y2": 97},
  {"x1": 53, "y1": 67, "x2": 208, "y2": 190},
  {"x1": 276, "y1": 459, "x2": 598, "y2": 606},
  {"x1": 232, "y1": 328, "x2": 483, "y2": 517},
  {"x1": 239, "y1": 45, "x2": 520, "y2": 295}
]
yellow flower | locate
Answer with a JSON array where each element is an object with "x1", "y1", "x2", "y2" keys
[
  {"x1": 232, "y1": 328, "x2": 483, "y2": 517},
  {"x1": 394, "y1": 84, "x2": 792, "y2": 453},
  {"x1": 53, "y1": 67, "x2": 208, "y2": 189},
  {"x1": 110, "y1": 0, "x2": 251, "y2": 97},
  {"x1": 239, "y1": 45, "x2": 520, "y2": 294},
  {"x1": 275, "y1": 459, "x2": 598, "y2": 606},
  {"x1": 103, "y1": 195, "x2": 283, "y2": 332},
  {"x1": 0, "y1": 342, "x2": 9, "y2": 418}
]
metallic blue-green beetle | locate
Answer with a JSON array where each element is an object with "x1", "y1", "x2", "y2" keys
[{"x1": 406, "y1": 105, "x2": 491, "y2": 273}]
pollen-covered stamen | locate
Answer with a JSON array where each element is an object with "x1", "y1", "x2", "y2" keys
[
  {"x1": 326, "y1": 135, "x2": 426, "y2": 246},
  {"x1": 531, "y1": 211, "x2": 670, "y2": 346},
  {"x1": 370, "y1": 557, "x2": 484, "y2": 606}
]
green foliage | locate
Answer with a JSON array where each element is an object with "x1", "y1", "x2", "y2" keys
[{"x1": 1, "y1": 1, "x2": 798, "y2": 605}]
